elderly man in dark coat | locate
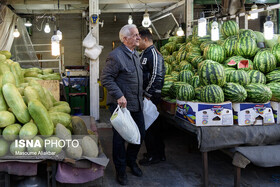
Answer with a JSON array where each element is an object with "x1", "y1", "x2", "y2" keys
[{"x1": 101, "y1": 24, "x2": 145, "y2": 186}]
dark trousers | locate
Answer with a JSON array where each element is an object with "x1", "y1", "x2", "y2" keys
[
  {"x1": 109, "y1": 104, "x2": 145, "y2": 175},
  {"x1": 144, "y1": 94, "x2": 165, "y2": 158}
]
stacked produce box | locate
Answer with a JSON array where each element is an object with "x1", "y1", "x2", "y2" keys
[
  {"x1": 0, "y1": 51, "x2": 98, "y2": 159},
  {"x1": 160, "y1": 20, "x2": 280, "y2": 126}
]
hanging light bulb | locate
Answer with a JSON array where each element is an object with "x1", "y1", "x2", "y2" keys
[
  {"x1": 13, "y1": 25, "x2": 20, "y2": 38},
  {"x1": 198, "y1": 12, "x2": 207, "y2": 37},
  {"x1": 128, "y1": 14, "x2": 133, "y2": 25},
  {"x1": 142, "y1": 9, "x2": 151, "y2": 28},
  {"x1": 176, "y1": 26, "x2": 184, "y2": 36},
  {"x1": 51, "y1": 31, "x2": 60, "y2": 56},
  {"x1": 44, "y1": 22, "x2": 51, "y2": 33},
  {"x1": 57, "y1": 27, "x2": 62, "y2": 40},
  {"x1": 24, "y1": 20, "x2": 32, "y2": 27},
  {"x1": 211, "y1": 18, "x2": 219, "y2": 41},
  {"x1": 250, "y1": 2, "x2": 258, "y2": 20},
  {"x1": 264, "y1": 16, "x2": 274, "y2": 40}
]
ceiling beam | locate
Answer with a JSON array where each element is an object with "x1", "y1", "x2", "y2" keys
[
  {"x1": 7, "y1": 0, "x2": 89, "y2": 5},
  {"x1": 99, "y1": 0, "x2": 180, "y2": 4}
]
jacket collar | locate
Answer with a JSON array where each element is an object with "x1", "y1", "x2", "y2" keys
[
  {"x1": 121, "y1": 43, "x2": 139, "y2": 59},
  {"x1": 143, "y1": 45, "x2": 154, "y2": 54}
]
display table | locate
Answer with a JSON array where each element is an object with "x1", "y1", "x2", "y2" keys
[
  {"x1": 0, "y1": 116, "x2": 109, "y2": 187},
  {"x1": 160, "y1": 110, "x2": 280, "y2": 187}
]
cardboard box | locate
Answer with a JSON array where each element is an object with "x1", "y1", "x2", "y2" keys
[
  {"x1": 270, "y1": 102, "x2": 280, "y2": 124},
  {"x1": 160, "y1": 99, "x2": 176, "y2": 115},
  {"x1": 232, "y1": 102, "x2": 275, "y2": 126},
  {"x1": 175, "y1": 101, "x2": 233, "y2": 126}
]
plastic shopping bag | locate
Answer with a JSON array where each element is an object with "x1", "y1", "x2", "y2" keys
[
  {"x1": 110, "y1": 105, "x2": 141, "y2": 144},
  {"x1": 84, "y1": 44, "x2": 103, "y2": 60},
  {"x1": 143, "y1": 98, "x2": 159, "y2": 130},
  {"x1": 82, "y1": 31, "x2": 96, "y2": 48}
]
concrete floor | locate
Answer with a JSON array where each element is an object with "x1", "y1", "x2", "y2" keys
[{"x1": 97, "y1": 108, "x2": 280, "y2": 187}]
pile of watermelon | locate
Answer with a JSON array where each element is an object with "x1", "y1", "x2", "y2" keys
[{"x1": 160, "y1": 20, "x2": 280, "y2": 104}]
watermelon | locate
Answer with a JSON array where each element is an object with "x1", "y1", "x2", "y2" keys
[
  {"x1": 224, "y1": 67, "x2": 236, "y2": 82},
  {"x1": 238, "y1": 29, "x2": 257, "y2": 42},
  {"x1": 222, "y1": 36, "x2": 237, "y2": 57},
  {"x1": 200, "y1": 84, "x2": 224, "y2": 103},
  {"x1": 161, "y1": 49, "x2": 169, "y2": 56},
  {"x1": 165, "y1": 55, "x2": 176, "y2": 64},
  {"x1": 191, "y1": 56, "x2": 204, "y2": 69},
  {"x1": 199, "y1": 60, "x2": 226, "y2": 86},
  {"x1": 176, "y1": 51, "x2": 188, "y2": 63},
  {"x1": 178, "y1": 70, "x2": 194, "y2": 84},
  {"x1": 271, "y1": 43, "x2": 280, "y2": 66},
  {"x1": 164, "y1": 63, "x2": 172, "y2": 75},
  {"x1": 237, "y1": 59, "x2": 253, "y2": 71},
  {"x1": 223, "y1": 83, "x2": 247, "y2": 102},
  {"x1": 186, "y1": 52, "x2": 201, "y2": 62},
  {"x1": 185, "y1": 42, "x2": 197, "y2": 52},
  {"x1": 200, "y1": 41, "x2": 216, "y2": 51},
  {"x1": 245, "y1": 83, "x2": 272, "y2": 103},
  {"x1": 221, "y1": 20, "x2": 239, "y2": 37},
  {"x1": 181, "y1": 63, "x2": 194, "y2": 71},
  {"x1": 253, "y1": 50, "x2": 277, "y2": 74},
  {"x1": 266, "y1": 70, "x2": 280, "y2": 83},
  {"x1": 254, "y1": 31, "x2": 265, "y2": 43},
  {"x1": 164, "y1": 42, "x2": 177, "y2": 54},
  {"x1": 265, "y1": 34, "x2": 279, "y2": 48},
  {"x1": 203, "y1": 44, "x2": 226, "y2": 63},
  {"x1": 170, "y1": 82, "x2": 188, "y2": 99},
  {"x1": 247, "y1": 70, "x2": 266, "y2": 84},
  {"x1": 266, "y1": 82, "x2": 280, "y2": 102},
  {"x1": 194, "y1": 87, "x2": 202, "y2": 100},
  {"x1": 235, "y1": 36, "x2": 258, "y2": 58},
  {"x1": 224, "y1": 56, "x2": 244, "y2": 68},
  {"x1": 192, "y1": 35, "x2": 211, "y2": 45},
  {"x1": 191, "y1": 76, "x2": 200, "y2": 88},
  {"x1": 228, "y1": 70, "x2": 250, "y2": 86},
  {"x1": 176, "y1": 84, "x2": 195, "y2": 101},
  {"x1": 172, "y1": 51, "x2": 179, "y2": 58},
  {"x1": 162, "y1": 81, "x2": 174, "y2": 96}
]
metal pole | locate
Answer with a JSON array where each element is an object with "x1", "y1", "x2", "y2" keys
[
  {"x1": 89, "y1": 0, "x2": 100, "y2": 120},
  {"x1": 185, "y1": 0, "x2": 194, "y2": 36}
]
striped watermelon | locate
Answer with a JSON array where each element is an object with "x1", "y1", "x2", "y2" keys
[
  {"x1": 203, "y1": 44, "x2": 226, "y2": 63},
  {"x1": 224, "y1": 56, "x2": 244, "y2": 68},
  {"x1": 161, "y1": 49, "x2": 169, "y2": 56},
  {"x1": 222, "y1": 36, "x2": 237, "y2": 57},
  {"x1": 164, "y1": 42, "x2": 177, "y2": 54},
  {"x1": 176, "y1": 50, "x2": 188, "y2": 62},
  {"x1": 221, "y1": 20, "x2": 239, "y2": 37},
  {"x1": 224, "y1": 67, "x2": 236, "y2": 82},
  {"x1": 170, "y1": 71, "x2": 180, "y2": 80},
  {"x1": 223, "y1": 83, "x2": 247, "y2": 102},
  {"x1": 266, "y1": 70, "x2": 280, "y2": 83},
  {"x1": 172, "y1": 51, "x2": 179, "y2": 58},
  {"x1": 235, "y1": 36, "x2": 258, "y2": 58},
  {"x1": 228, "y1": 70, "x2": 250, "y2": 86},
  {"x1": 200, "y1": 84, "x2": 224, "y2": 103},
  {"x1": 170, "y1": 82, "x2": 188, "y2": 99},
  {"x1": 178, "y1": 70, "x2": 194, "y2": 84},
  {"x1": 194, "y1": 87, "x2": 203, "y2": 100},
  {"x1": 271, "y1": 43, "x2": 280, "y2": 66},
  {"x1": 185, "y1": 42, "x2": 197, "y2": 52},
  {"x1": 200, "y1": 41, "x2": 216, "y2": 51},
  {"x1": 199, "y1": 60, "x2": 226, "y2": 86},
  {"x1": 181, "y1": 63, "x2": 194, "y2": 71},
  {"x1": 176, "y1": 84, "x2": 195, "y2": 101},
  {"x1": 238, "y1": 29, "x2": 257, "y2": 42},
  {"x1": 191, "y1": 56, "x2": 204, "y2": 69},
  {"x1": 161, "y1": 81, "x2": 174, "y2": 96},
  {"x1": 247, "y1": 70, "x2": 266, "y2": 84},
  {"x1": 188, "y1": 46, "x2": 201, "y2": 54},
  {"x1": 165, "y1": 55, "x2": 176, "y2": 64},
  {"x1": 192, "y1": 35, "x2": 211, "y2": 45},
  {"x1": 245, "y1": 83, "x2": 272, "y2": 103},
  {"x1": 253, "y1": 51, "x2": 277, "y2": 74},
  {"x1": 266, "y1": 82, "x2": 280, "y2": 102},
  {"x1": 186, "y1": 52, "x2": 201, "y2": 62},
  {"x1": 191, "y1": 76, "x2": 201, "y2": 88},
  {"x1": 178, "y1": 45, "x2": 186, "y2": 52},
  {"x1": 164, "y1": 63, "x2": 172, "y2": 75},
  {"x1": 171, "y1": 61, "x2": 179, "y2": 71}
]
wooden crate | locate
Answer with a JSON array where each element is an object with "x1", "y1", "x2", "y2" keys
[
  {"x1": 160, "y1": 99, "x2": 176, "y2": 115},
  {"x1": 37, "y1": 80, "x2": 60, "y2": 101}
]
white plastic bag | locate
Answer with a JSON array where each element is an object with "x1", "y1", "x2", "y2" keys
[
  {"x1": 82, "y1": 32, "x2": 96, "y2": 48},
  {"x1": 84, "y1": 44, "x2": 103, "y2": 60},
  {"x1": 143, "y1": 98, "x2": 159, "y2": 130},
  {"x1": 110, "y1": 105, "x2": 141, "y2": 144}
]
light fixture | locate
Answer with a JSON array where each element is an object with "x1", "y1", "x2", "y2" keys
[
  {"x1": 211, "y1": 18, "x2": 219, "y2": 41},
  {"x1": 198, "y1": 12, "x2": 207, "y2": 37},
  {"x1": 142, "y1": 9, "x2": 151, "y2": 28},
  {"x1": 264, "y1": 16, "x2": 274, "y2": 40},
  {"x1": 57, "y1": 27, "x2": 62, "y2": 40},
  {"x1": 44, "y1": 22, "x2": 51, "y2": 33},
  {"x1": 24, "y1": 20, "x2": 32, "y2": 27},
  {"x1": 114, "y1": 15, "x2": 117, "y2": 22},
  {"x1": 250, "y1": 2, "x2": 258, "y2": 20},
  {"x1": 51, "y1": 31, "x2": 60, "y2": 56},
  {"x1": 13, "y1": 25, "x2": 20, "y2": 38},
  {"x1": 128, "y1": 14, "x2": 133, "y2": 25},
  {"x1": 176, "y1": 26, "x2": 184, "y2": 36}
]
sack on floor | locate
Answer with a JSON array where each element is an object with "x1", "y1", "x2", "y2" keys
[
  {"x1": 143, "y1": 98, "x2": 159, "y2": 130},
  {"x1": 110, "y1": 105, "x2": 140, "y2": 144}
]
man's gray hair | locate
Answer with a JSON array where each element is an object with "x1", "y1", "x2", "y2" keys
[{"x1": 119, "y1": 24, "x2": 137, "y2": 42}]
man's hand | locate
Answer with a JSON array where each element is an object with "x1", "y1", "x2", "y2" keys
[{"x1": 117, "y1": 96, "x2": 127, "y2": 108}]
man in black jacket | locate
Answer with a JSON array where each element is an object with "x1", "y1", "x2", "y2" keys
[
  {"x1": 101, "y1": 24, "x2": 145, "y2": 186},
  {"x1": 138, "y1": 29, "x2": 166, "y2": 166}
]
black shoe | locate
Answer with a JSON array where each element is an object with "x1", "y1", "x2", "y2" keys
[
  {"x1": 143, "y1": 153, "x2": 166, "y2": 162},
  {"x1": 139, "y1": 156, "x2": 161, "y2": 166},
  {"x1": 116, "y1": 172, "x2": 128, "y2": 186},
  {"x1": 128, "y1": 164, "x2": 143, "y2": 177}
]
